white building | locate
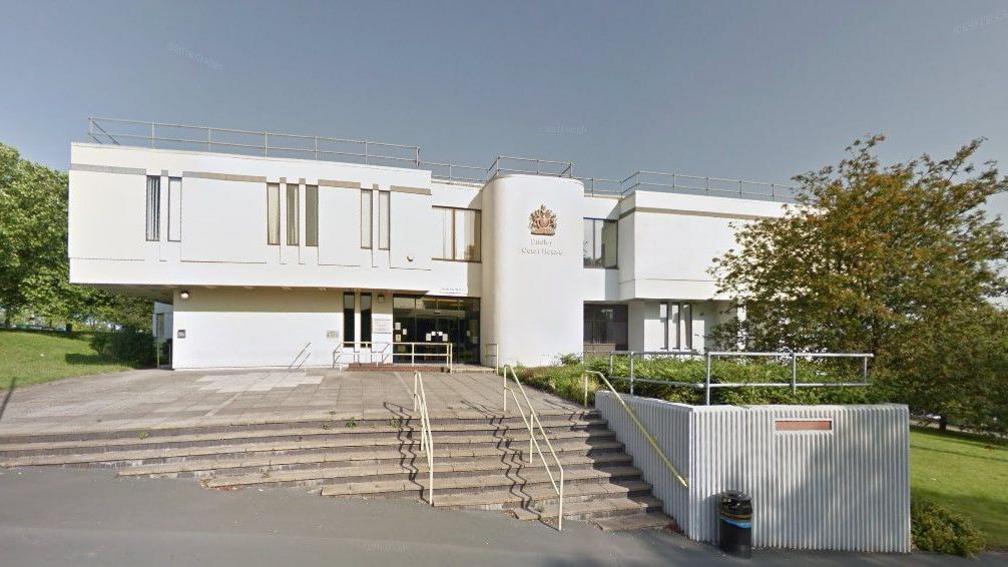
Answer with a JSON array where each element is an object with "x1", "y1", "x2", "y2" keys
[{"x1": 69, "y1": 120, "x2": 789, "y2": 369}]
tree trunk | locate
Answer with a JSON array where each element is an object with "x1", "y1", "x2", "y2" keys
[{"x1": 939, "y1": 415, "x2": 948, "y2": 432}]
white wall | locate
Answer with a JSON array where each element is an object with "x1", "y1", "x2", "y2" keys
[
  {"x1": 171, "y1": 287, "x2": 343, "y2": 369},
  {"x1": 482, "y1": 174, "x2": 585, "y2": 366}
]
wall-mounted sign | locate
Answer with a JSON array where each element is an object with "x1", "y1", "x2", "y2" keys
[
  {"x1": 326, "y1": 330, "x2": 339, "y2": 339},
  {"x1": 373, "y1": 318, "x2": 393, "y2": 334},
  {"x1": 176, "y1": 329, "x2": 186, "y2": 339},
  {"x1": 529, "y1": 204, "x2": 557, "y2": 236}
]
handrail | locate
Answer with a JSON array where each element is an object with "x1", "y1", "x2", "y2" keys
[
  {"x1": 393, "y1": 341, "x2": 453, "y2": 373},
  {"x1": 412, "y1": 370, "x2": 434, "y2": 505},
  {"x1": 483, "y1": 343, "x2": 499, "y2": 373},
  {"x1": 287, "y1": 342, "x2": 311, "y2": 371},
  {"x1": 501, "y1": 365, "x2": 565, "y2": 531},
  {"x1": 582, "y1": 370, "x2": 689, "y2": 488}
]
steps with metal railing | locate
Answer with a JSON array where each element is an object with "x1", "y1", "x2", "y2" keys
[{"x1": 0, "y1": 380, "x2": 672, "y2": 532}]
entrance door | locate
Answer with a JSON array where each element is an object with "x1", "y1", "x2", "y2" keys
[{"x1": 392, "y1": 295, "x2": 480, "y2": 363}]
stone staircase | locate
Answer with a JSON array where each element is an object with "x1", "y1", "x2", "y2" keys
[{"x1": 0, "y1": 410, "x2": 672, "y2": 531}]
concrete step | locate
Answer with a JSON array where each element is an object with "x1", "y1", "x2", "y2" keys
[
  {"x1": 0, "y1": 411, "x2": 601, "y2": 445},
  {"x1": 184, "y1": 453, "x2": 634, "y2": 488},
  {"x1": 114, "y1": 441, "x2": 628, "y2": 478},
  {"x1": 427, "y1": 479, "x2": 652, "y2": 510},
  {"x1": 511, "y1": 495, "x2": 664, "y2": 522},
  {"x1": 3, "y1": 435, "x2": 623, "y2": 468},
  {"x1": 313, "y1": 465, "x2": 642, "y2": 497},
  {"x1": 0, "y1": 419, "x2": 609, "y2": 457},
  {"x1": 593, "y1": 512, "x2": 675, "y2": 532}
]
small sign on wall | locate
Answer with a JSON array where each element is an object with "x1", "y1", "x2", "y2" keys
[
  {"x1": 176, "y1": 329, "x2": 186, "y2": 339},
  {"x1": 373, "y1": 318, "x2": 393, "y2": 334},
  {"x1": 774, "y1": 419, "x2": 832, "y2": 432}
]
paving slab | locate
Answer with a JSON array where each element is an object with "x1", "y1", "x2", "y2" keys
[{"x1": 0, "y1": 369, "x2": 582, "y2": 436}]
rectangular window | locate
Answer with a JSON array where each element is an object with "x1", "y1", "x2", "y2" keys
[
  {"x1": 305, "y1": 185, "x2": 318, "y2": 247},
  {"x1": 583, "y1": 218, "x2": 617, "y2": 268},
  {"x1": 167, "y1": 177, "x2": 181, "y2": 242},
  {"x1": 155, "y1": 313, "x2": 165, "y2": 339},
  {"x1": 360, "y1": 293, "x2": 373, "y2": 343},
  {"x1": 286, "y1": 183, "x2": 299, "y2": 246},
  {"x1": 378, "y1": 191, "x2": 390, "y2": 250},
  {"x1": 682, "y1": 302, "x2": 693, "y2": 350},
  {"x1": 267, "y1": 183, "x2": 280, "y2": 245},
  {"x1": 145, "y1": 176, "x2": 160, "y2": 241},
  {"x1": 361, "y1": 190, "x2": 373, "y2": 249},
  {"x1": 670, "y1": 303, "x2": 681, "y2": 350},
  {"x1": 434, "y1": 206, "x2": 481, "y2": 262},
  {"x1": 343, "y1": 292, "x2": 355, "y2": 344},
  {"x1": 660, "y1": 302, "x2": 669, "y2": 350},
  {"x1": 583, "y1": 303, "x2": 629, "y2": 351}
]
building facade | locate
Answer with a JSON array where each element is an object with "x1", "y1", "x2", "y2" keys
[{"x1": 69, "y1": 128, "x2": 787, "y2": 369}]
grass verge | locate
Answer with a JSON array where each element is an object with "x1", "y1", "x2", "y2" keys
[{"x1": 0, "y1": 329, "x2": 133, "y2": 390}]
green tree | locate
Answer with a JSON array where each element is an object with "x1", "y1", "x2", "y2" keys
[
  {"x1": 712, "y1": 135, "x2": 1008, "y2": 431},
  {"x1": 0, "y1": 142, "x2": 150, "y2": 329}
]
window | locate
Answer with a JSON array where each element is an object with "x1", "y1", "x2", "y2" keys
[
  {"x1": 155, "y1": 313, "x2": 165, "y2": 339},
  {"x1": 360, "y1": 293, "x2": 372, "y2": 343},
  {"x1": 343, "y1": 292, "x2": 355, "y2": 344},
  {"x1": 361, "y1": 190, "x2": 373, "y2": 249},
  {"x1": 682, "y1": 302, "x2": 693, "y2": 350},
  {"x1": 583, "y1": 304, "x2": 628, "y2": 351},
  {"x1": 286, "y1": 183, "x2": 299, "y2": 246},
  {"x1": 145, "y1": 176, "x2": 160, "y2": 241},
  {"x1": 434, "y1": 207, "x2": 481, "y2": 262},
  {"x1": 660, "y1": 302, "x2": 669, "y2": 350},
  {"x1": 305, "y1": 185, "x2": 318, "y2": 247},
  {"x1": 670, "y1": 303, "x2": 681, "y2": 349},
  {"x1": 583, "y1": 218, "x2": 617, "y2": 268},
  {"x1": 267, "y1": 183, "x2": 280, "y2": 245},
  {"x1": 378, "y1": 191, "x2": 390, "y2": 250},
  {"x1": 167, "y1": 177, "x2": 181, "y2": 242}
]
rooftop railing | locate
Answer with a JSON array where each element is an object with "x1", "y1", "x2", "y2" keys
[{"x1": 84, "y1": 117, "x2": 797, "y2": 202}]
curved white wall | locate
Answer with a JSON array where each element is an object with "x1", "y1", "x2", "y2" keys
[{"x1": 481, "y1": 174, "x2": 585, "y2": 366}]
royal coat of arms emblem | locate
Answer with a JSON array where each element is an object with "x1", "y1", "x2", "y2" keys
[{"x1": 528, "y1": 205, "x2": 557, "y2": 236}]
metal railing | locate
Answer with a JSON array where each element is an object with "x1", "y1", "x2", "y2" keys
[
  {"x1": 392, "y1": 342, "x2": 453, "y2": 373},
  {"x1": 483, "y1": 343, "x2": 499, "y2": 373},
  {"x1": 87, "y1": 117, "x2": 422, "y2": 168},
  {"x1": 288, "y1": 342, "x2": 312, "y2": 370},
  {"x1": 412, "y1": 370, "x2": 434, "y2": 505},
  {"x1": 488, "y1": 156, "x2": 574, "y2": 179},
  {"x1": 621, "y1": 170, "x2": 799, "y2": 202},
  {"x1": 606, "y1": 350, "x2": 701, "y2": 395},
  {"x1": 581, "y1": 370, "x2": 688, "y2": 488},
  {"x1": 604, "y1": 350, "x2": 873, "y2": 405},
  {"x1": 501, "y1": 365, "x2": 565, "y2": 531},
  {"x1": 84, "y1": 118, "x2": 797, "y2": 201}
]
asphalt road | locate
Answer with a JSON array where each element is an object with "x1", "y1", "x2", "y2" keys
[{"x1": 0, "y1": 468, "x2": 1000, "y2": 566}]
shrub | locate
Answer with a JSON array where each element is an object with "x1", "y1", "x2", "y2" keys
[
  {"x1": 911, "y1": 499, "x2": 985, "y2": 557},
  {"x1": 90, "y1": 326, "x2": 156, "y2": 367}
]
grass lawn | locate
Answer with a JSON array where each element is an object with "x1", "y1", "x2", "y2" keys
[
  {"x1": 0, "y1": 329, "x2": 133, "y2": 390},
  {"x1": 911, "y1": 426, "x2": 1008, "y2": 550}
]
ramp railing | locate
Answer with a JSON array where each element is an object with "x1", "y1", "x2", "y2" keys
[{"x1": 501, "y1": 365, "x2": 565, "y2": 531}]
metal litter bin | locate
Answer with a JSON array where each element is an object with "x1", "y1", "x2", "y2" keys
[{"x1": 718, "y1": 491, "x2": 752, "y2": 557}]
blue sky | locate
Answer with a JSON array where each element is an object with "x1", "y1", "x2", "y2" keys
[{"x1": 1, "y1": 1, "x2": 1006, "y2": 217}]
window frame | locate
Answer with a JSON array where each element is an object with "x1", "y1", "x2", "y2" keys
[
  {"x1": 145, "y1": 175, "x2": 161, "y2": 241},
  {"x1": 286, "y1": 182, "x2": 300, "y2": 246},
  {"x1": 266, "y1": 183, "x2": 280, "y2": 246},
  {"x1": 360, "y1": 189, "x2": 373, "y2": 250},
  {"x1": 582, "y1": 217, "x2": 618, "y2": 269},
  {"x1": 305, "y1": 184, "x2": 318, "y2": 247},
  {"x1": 433, "y1": 206, "x2": 482, "y2": 263},
  {"x1": 167, "y1": 177, "x2": 182, "y2": 242},
  {"x1": 377, "y1": 190, "x2": 390, "y2": 251}
]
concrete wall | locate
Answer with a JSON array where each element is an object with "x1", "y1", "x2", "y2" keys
[{"x1": 595, "y1": 393, "x2": 911, "y2": 552}]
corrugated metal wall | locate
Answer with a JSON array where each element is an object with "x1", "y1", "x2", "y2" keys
[{"x1": 596, "y1": 393, "x2": 911, "y2": 552}]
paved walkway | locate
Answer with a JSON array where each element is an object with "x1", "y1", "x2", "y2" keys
[{"x1": 0, "y1": 369, "x2": 581, "y2": 435}]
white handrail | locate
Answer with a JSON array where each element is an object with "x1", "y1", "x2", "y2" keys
[
  {"x1": 412, "y1": 370, "x2": 434, "y2": 505},
  {"x1": 502, "y1": 365, "x2": 565, "y2": 531}
]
